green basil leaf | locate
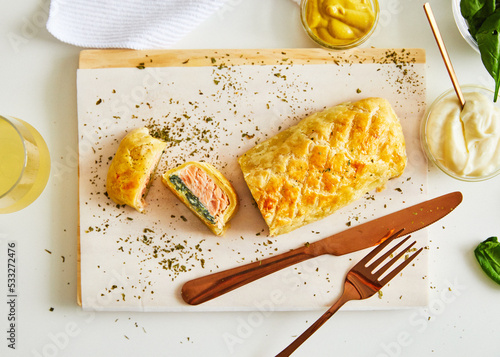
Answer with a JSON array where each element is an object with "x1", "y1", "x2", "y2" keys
[
  {"x1": 474, "y1": 236, "x2": 500, "y2": 284},
  {"x1": 476, "y1": 10, "x2": 500, "y2": 101},
  {"x1": 460, "y1": 0, "x2": 494, "y2": 19},
  {"x1": 461, "y1": 0, "x2": 497, "y2": 37}
]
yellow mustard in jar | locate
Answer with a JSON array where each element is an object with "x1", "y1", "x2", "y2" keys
[{"x1": 304, "y1": 0, "x2": 376, "y2": 47}]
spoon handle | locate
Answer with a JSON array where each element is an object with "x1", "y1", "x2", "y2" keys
[{"x1": 424, "y1": 2, "x2": 465, "y2": 108}]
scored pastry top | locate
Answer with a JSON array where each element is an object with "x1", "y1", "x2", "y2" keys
[{"x1": 238, "y1": 97, "x2": 407, "y2": 236}]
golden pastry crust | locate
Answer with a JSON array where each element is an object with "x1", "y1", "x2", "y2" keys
[
  {"x1": 161, "y1": 161, "x2": 239, "y2": 236},
  {"x1": 238, "y1": 97, "x2": 407, "y2": 236},
  {"x1": 106, "y1": 127, "x2": 166, "y2": 212}
]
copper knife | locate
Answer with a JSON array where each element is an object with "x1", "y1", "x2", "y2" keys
[{"x1": 181, "y1": 191, "x2": 462, "y2": 305}]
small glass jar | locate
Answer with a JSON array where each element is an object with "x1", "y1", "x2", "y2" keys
[
  {"x1": 300, "y1": 0, "x2": 379, "y2": 50},
  {"x1": 0, "y1": 115, "x2": 51, "y2": 213},
  {"x1": 421, "y1": 85, "x2": 500, "y2": 182}
]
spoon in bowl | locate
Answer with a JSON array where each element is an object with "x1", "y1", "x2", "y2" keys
[{"x1": 423, "y1": 2, "x2": 466, "y2": 109}]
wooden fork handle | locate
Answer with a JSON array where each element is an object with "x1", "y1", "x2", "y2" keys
[{"x1": 181, "y1": 245, "x2": 321, "y2": 305}]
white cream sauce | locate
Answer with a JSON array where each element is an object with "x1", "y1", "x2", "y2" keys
[{"x1": 426, "y1": 91, "x2": 500, "y2": 178}]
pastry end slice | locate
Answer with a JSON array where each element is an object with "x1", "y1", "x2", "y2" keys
[
  {"x1": 162, "y1": 161, "x2": 239, "y2": 236},
  {"x1": 106, "y1": 127, "x2": 166, "y2": 212}
]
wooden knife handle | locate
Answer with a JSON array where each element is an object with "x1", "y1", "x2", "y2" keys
[{"x1": 181, "y1": 245, "x2": 321, "y2": 305}]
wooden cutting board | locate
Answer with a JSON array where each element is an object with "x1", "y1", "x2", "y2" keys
[
  {"x1": 79, "y1": 48, "x2": 425, "y2": 68},
  {"x1": 77, "y1": 48, "x2": 427, "y2": 311}
]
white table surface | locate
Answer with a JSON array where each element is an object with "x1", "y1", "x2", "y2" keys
[{"x1": 1, "y1": 0, "x2": 499, "y2": 356}]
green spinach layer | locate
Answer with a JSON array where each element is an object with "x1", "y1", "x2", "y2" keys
[{"x1": 169, "y1": 174, "x2": 216, "y2": 224}]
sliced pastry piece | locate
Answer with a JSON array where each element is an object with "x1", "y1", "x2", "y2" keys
[
  {"x1": 238, "y1": 97, "x2": 407, "y2": 236},
  {"x1": 162, "y1": 161, "x2": 239, "y2": 236},
  {"x1": 106, "y1": 127, "x2": 166, "y2": 212}
]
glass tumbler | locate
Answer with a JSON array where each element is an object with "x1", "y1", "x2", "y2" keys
[{"x1": 0, "y1": 115, "x2": 50, "y2": 213}]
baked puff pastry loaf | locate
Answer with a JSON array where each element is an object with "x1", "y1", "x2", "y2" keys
[
  {"x1": 238, "y1": 97, "x2": 407, "y2": 236},
  {"x1": 162, "y1": 161, "x2": 239, "y2": 236},
  {"x1": 106, "y1": 127, "x2": 166, "y2": 212}
]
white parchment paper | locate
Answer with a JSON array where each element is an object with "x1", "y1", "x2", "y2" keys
[{"x1": 77, "y1": 52, "x2": 427, "y2": 311}]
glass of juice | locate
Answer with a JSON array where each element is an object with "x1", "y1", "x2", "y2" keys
[{"x1": 0, "y1": 115, "x2": 50, "y2": 213}]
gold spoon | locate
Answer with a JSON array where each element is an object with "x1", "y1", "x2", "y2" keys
[{"x1": 424, "y1": 2, "x2": 466, "y2": 108}]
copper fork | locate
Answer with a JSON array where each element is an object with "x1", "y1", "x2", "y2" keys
[{"x1": 276, "y1": 229, "x2": 423, "y2": 357}]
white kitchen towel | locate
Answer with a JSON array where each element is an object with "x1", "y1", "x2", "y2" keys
[{"x1": 46, "y1": 0, "x2": 226, "y2": 49}]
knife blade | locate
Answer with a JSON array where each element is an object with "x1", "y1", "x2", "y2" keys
[{"x1": 181, "y1": 191, "x2": 462, "y2": 305}]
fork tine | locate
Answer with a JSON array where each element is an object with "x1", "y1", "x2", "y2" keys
[
  {"x1": 358, "y1": 228, "x2": 405, "y2": 265},
  {"x1": 369, "y1": 236, "x2": 414, "y2": 274},
  {"x1": 379, "y1": 247, "x2": 424, "y2": 286}
]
